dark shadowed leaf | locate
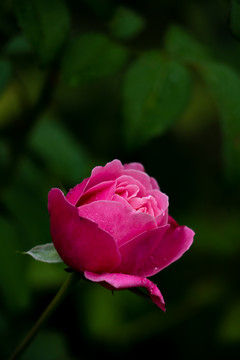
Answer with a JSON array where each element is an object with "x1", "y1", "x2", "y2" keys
[
  {"x1": 4, "y1": 35, "x2": 32, "y2": 56},
  {"x1": 62, "y1": 33, "x2": 128, "y2": 86},
  {"x1": 165, "y1": 25, "x2": 240, "y2": 182},
  {"x1": 28, "y1": 117, "x2": 93, "y2": 183},
  {"x1": 230, "y1": 0, "x2": 240, "y2": 41},
  {"x1": 109, "y1": 6, "x2": 145, "y2": 40},
  {"x1": 26, "y1": 243, "x2": 63, "y2": 263},
  {"x1": 165, "y1": 25, "x2": 211, "y2": 63},
  {"x1": 13, "y1": 0, "x2": 70, "y2": 64},
  {"x1": 123, "y1": 51, "x2": 192, "y2": 147},
  {"x1": 200, "y1": 61, "x2": 240, "y2": 182}
]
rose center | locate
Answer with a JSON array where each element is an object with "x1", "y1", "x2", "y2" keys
[{"x1": 114, "y1": 181, "x2": 161, "y2": 217}]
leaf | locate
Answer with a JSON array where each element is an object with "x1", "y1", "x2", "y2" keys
[
  {"x1": 199, "y1": 61, "x2": 240, "y2": 182},
  {"x1": 164, "y1": 25, "x2": 211, "y2": 63},
  {"x1": 0, "y1": 60, "x2": 12, "y2": 94},
  {"x1": 123, "y1": 51, "x2": 192, "y2": 147},
  {"x1": 4, "y1": 35, "x2": 32, "y2": 56},
  {"x1": 109, "y1": 6, "x2": 145, "y2": 40},
  {"x1": 28, "y1": 116, "x2": 93, "y2": 183},
  {"x1": 164, "y1": 25, "x2": 240, "y2": 182},
  {"x1": 26, "y1": 243, "x2": 63, "y2": 263},
  {"x1": 230, "y1": 0, "x2": 240, "y2": 41},
  {"x1": 13, "y1": 0, "x2": 70, "y2": 64},
  {"x1": 62, "y1": 33, "x2": 129, "y2": 86}
]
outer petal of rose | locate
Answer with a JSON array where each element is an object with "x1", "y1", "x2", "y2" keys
[
  {"x1": 168, "y1": 215, "x2": 178, "y2": 227},
  {"x1": 84, "y1": 271, "x2": 166, "y2": 311},
  {"x1": 146, "y1": 224, "x2": 195, "y2": 276},
  {"x1": 85, "y1": 159, "x2": 123, "y2": 191},
  {"x1": 117, "y1": 222, "x2": 194, "y2": 277},
  {"x1": 115, "y1": 225, "x2": 170, "y2": 276},
  {"x1": 150, "y1": 176, "x2": 160, "y2": 190},
  {"x1": 48, "y1": 188, "x2": 121, "y2": 273},
  {"x1": 77, "y1": 200, "x2": 157, "y2": 246},
  {"x1": 123, "y1": 162, "x2": 145, "y2": 172},
  {"x1": 66, "y1": 178, "x2": 89, "y2": 205}
]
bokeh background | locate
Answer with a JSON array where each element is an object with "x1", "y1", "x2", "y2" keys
[{"x1": 1, "y1": 0, "x2": 240, "y2": 359}]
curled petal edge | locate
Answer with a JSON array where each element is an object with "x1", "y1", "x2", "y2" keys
[{"x1": 84, "y1": 271, "x2": 166, "y2": 311}]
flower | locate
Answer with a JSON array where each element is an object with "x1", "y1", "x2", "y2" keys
[{"x1": 48, "y1": 159, "x2": 194, "y2": 310}]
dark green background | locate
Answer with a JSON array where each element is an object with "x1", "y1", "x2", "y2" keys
[{"x1": 1, "y1": 0, "x2": 240, "y2": 359}]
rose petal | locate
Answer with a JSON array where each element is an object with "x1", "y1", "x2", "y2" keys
[
  {"x1": 48, "y1": 188, "x2": 121, "y2": 273},
  {"x1": 168, "y1": 215, "x2": 178, "y2": 228},
  {"x1": 77, "y1": 159, "x2": 155, "y2": 195},
  {"x1": 142, "y1": 224, "x2": 194, "y2": 277},
  {"x1": 123, "y1": 162, "x2": 145, "y2": 172},
  {"x1": 150, "y1": 176, "x2": 160, "y2": 190},
  {"x1": 77, "y1": 200, "x2": 157, "y2": 246},
  {"x1": 77, "y1": 180, "x2": 116, "y2": 206},
  {"x1": 148, "y1": 189, "x2": 169, "y2": 226},
  {"x1": 66, "y1": 178, "x2": 89, "y2": 205},
  {"x1": 115, "y1": 175, "x2": 145, "y2": 196},
  {"x1": 84, "y1": 271, "x2": 165, "y2": 311},
  {"x1": 116, "y1": 225, "x2": 170, "y2": 276},
  {"x1": 85, "y1": 159, "x2": 123, "y2": 191},
  {"x1": 115, "y1": 183, "x2": 139, "y2": 200},
  {"x1": 123, "y1": 169, "x2": 152, "y2": 191},
  {"x1": 148, "y1": 189, "x2": 168, "y2": 212},
  {"x1": 155, "y1": 209, "x2": 168, "y2": 227},
  {"x1": 117, "y1": 220, "x2": 194, "y2": 278}
]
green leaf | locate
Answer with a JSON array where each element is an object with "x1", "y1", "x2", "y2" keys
[
  {"x1": 109, "y1": 6, "x2": 145, "y2": 40},
  {"x1": 28, "y1": 116, "x2": 93, "y2": 183},
  {"x1": 164, "y1": 25, "x2": 211, "y2": 63},
  {"x1": 13, "y1": 0, "x2": 70, "y2": 65},
  {"x1": 230, "y1": 0, "x2": 240, "y2": 41},
  {"x1": 4, "y1": 35, "x2": 32, "y2": 56},
  {"x1": 26, "y1": 243, "x2": 63, "y2": 263},
  {"x1": 62, "y1": 33, "x2": 128, "y2": 86},
  {"x1": 199, "y1": 61, "x2": 240, "y2": 182},
  {"x1": 0, "y1": 60, "x2": 12, "y2": 94},
  {"x1": 123, "y1": 51, "x2": 192, "y2": 147},
  {"x1": 164, "y1": 25, "x2": 240, "y2": 182}
]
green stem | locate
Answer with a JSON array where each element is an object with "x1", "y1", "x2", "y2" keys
[{"x1": 9, "y1": 271, "x2": 80, "y2": 360}]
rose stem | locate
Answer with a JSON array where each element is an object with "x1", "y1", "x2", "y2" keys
[{"x1": 8, "y1": 271, "x2": 81, "y2": 360}]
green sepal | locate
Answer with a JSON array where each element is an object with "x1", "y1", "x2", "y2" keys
[{"x1": 25, "y1": 243, "x2": 63, "y2": 263}]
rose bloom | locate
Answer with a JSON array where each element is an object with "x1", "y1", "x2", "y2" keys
[{"x1": 48, "y1": 160, "x2": 194, "y2": 310}]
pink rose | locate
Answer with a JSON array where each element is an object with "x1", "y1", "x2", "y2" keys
[{"x1": 48, "y1": 159, "x2": 194, "y2": 310}]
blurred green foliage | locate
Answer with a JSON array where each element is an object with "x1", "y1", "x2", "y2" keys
[{"x1": 0, "y1": 0, "x2": 240, "y2": 359}]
